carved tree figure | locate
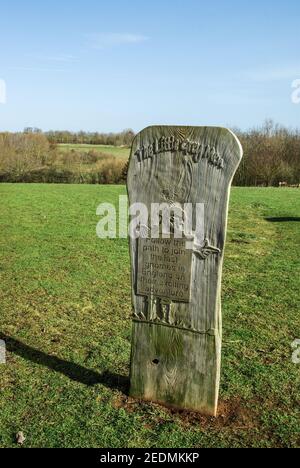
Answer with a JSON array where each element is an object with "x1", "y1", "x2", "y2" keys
[{"x1": 127, "y1": 126, "x2": 243, "y2": 416}]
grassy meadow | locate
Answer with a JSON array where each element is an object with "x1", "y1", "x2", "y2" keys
[
  {"x1": 0, "y1": 184, "x2": 299, "y2": 448},
  {"x1": 58, "y1": 143, "x2": 130, "y2": 160}
]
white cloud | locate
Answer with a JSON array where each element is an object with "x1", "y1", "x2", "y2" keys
[
  {"x1": 86, "y1": 33, "x2": 149, "y2": 49},
  {"x1": 244, "y1": 66, "x2": 300, "y2": 82},
  {"x1": 26, "y1": 53, "x2": 78, "y2": 63},
  {"x1": 43, "y1": 54, "x2": 77, "y2": 63},
  {"x1": 9, "y1": 66, "x2": 68, "y2": 73}
]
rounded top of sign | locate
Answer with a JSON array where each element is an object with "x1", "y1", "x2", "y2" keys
[{"x1": 131, "y1": 125, "x2": 243, "y2": 158}]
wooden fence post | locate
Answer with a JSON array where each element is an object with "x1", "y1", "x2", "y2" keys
[{"x1": 127, "y1": 126, "x2": 243, "y2": 416}]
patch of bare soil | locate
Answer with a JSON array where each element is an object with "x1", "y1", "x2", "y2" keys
[{"x1": 112, "y1": 394, "x2": 260, "y2": 430}]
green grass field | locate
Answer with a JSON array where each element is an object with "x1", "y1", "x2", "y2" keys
[
  {"x1": 58, "y1": 144, "x2": 130, "y2": 160},
  {"x1": 0, "y1": 184, "x2": 299, "y2": 448}
]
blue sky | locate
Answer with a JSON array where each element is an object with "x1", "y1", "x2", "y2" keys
[{"x1": 0, "y1": 0, "x2": 300, "y2": 132}]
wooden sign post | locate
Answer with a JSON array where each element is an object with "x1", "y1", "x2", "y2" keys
[{"x1": 127, "y1": 126, "x2": 243, "y2": 416}]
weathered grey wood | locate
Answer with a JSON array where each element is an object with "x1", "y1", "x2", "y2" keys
[{"x1": 127, "y1": 126, "x2": 243, "y2": 416}]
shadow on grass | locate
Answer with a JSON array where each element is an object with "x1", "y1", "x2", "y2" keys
[
  {"x1": 0, "y1": 333, "x2": 129, "y2": 393},
  {"x1": 265, "y1": 217, "x2": 300, "y2": 222}
]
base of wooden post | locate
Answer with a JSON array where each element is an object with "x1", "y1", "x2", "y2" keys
[{"x1": 130, "y1": 321, "x2": 221, "y2": 417}]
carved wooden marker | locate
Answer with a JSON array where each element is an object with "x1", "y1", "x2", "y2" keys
[{"x1": 127, "y1": 126, "x2": 243, "y2": 416}]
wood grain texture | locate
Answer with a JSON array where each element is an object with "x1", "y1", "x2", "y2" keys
[{"x1": 127, "y1": 126, "x2": 243, "y2": 416}]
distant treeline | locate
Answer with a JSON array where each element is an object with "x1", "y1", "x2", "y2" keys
[
  {"x1": 0, "y1": 121, "x2": 299, "y2": 185},
  {"x1": 234, "y1": 120, "x2": 300, "y2": 187},
  {"x1": 23, "y1": 127, "x2": 135, "y2": 146},
  {"x1": 0, "y1": 132, "x2": 127, "y2": 184}
]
